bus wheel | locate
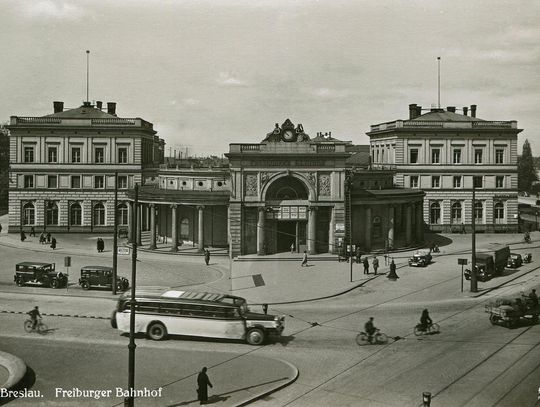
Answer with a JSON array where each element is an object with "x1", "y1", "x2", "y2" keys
[
  {"x1": 246, "y1": 328, "x2": 265, "y2": 345},
  {"x1": 147, "y1": 322, "x2": 167, "y2": 340}
]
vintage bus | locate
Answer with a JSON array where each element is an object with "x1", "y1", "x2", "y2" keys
[{"x1": 111, "y1": 288, "x2": 285, "y2": 345}]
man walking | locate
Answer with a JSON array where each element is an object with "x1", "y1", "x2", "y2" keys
[
  {"x1": 197, "y1": 366, "x2": 213, "y2": 405},
  {"x1": 372, "y1": 256, "x2": 379, "y2": 275},
  {"x1": 290, "y1": 242, "x2": 295, "y2": 254},
  {"x1": 363, "y1": 257, "x2": 369, "y2": 274},
  {"x1": 204, "y1": 249, "x2": 210, "y2": 266},
  {"x1": 301, "y1": 250, "x2": 308, "y2": 267},
  {"x1": 50, "y1": 237, "x2": 57, "y2": 250}
]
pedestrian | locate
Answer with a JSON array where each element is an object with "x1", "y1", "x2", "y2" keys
[
  {"x1": 363, "y1": 257, "x2": 369, "y2": 274},
  {"x1": 290, "y1": 242, "x2": 295, "y2": 254},
  {"x1": 387, "y1": 259, "x2": 399, "y2": 280},
  {"x1": 301, "y1": 250, "x2": 308, "y2": 267},
  {"x1": 30, "y1": 226, "x2": 35, "y2": 237},
  {"x1": 96, "y1": 238, "x2": 101, "y2": 253},
  {"x1": 262, "y1": 303, "x2": 268, "y2": 314},
  {"x1": 39, "y1": 232, "x2": 45, "y2": 244},
  {"x1": 197, "y1": 366, "x2": 213, "y2": 405},
  {"x1": 46, "y1": 232, "x2": 51, "y2": 244},
  {"x1": 20, "y1": 230, "x2": 27, "y2": 242},
  {"x1": 50, "y1": 237, "x2": 57, "y2": 250},
  {"x1": 204, "y1": 249, "x2": 210, "y2": 266},
  {"x1": 101, "y1": 238, "x2": 105, "y2": 252},
  {"x1": 0, "y1": 223, "x2": 2, "y2": 234},
  {"x1": 529, "y1": 289, "x2": 538, "y2": 307},
  {"x1": 356, "y1": 246, "x2": 362, "y2": 263},
  {"x1": 372, "y1": 256, "x2": 379, "y2": 275}
]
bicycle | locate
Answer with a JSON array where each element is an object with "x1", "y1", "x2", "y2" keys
[
  {"x1": 24, "y1": 319, "x2": 48, "y2": 334},
  {"x1": 414, "y1": 322, "x2": 440, "y2": 336},
  {"x1": 356, "y1": 329, "x2": 388, "y2": 345}
]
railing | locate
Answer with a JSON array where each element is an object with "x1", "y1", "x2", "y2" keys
[
  {"x1": 13, "y1": 116, "x2": 146, "y2": 127},
  {"x1": 370, "y1": 120, "x2": 517, "y2": 131},
  {"x1": 91, "y1": 118, "x2": 137, "y2": 125},
  {"x1": 16, "y1": 117, "x2": 62, "y2": 124},
  {"x1": 316, "y1": 144, "x2": 335, "y2": 152},
  {"x1": 240, "y1": 144, "x2": 261, "y2": 152}
]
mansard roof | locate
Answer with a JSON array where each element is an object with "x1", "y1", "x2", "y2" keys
[
  {"x1": 44, "y1": 105, "x2": 118, "y2": 119},
  {"x1": 411, "y1": 110, "x2": 484, "y2": 122}
]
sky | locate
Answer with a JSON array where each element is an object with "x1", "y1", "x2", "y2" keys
[{"x1": 1, "y1": 0, "x2": 539, "y2": 157}]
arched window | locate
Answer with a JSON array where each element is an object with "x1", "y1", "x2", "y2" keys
[
  {"x1": 494, "y1": 201, "x2": 505, "y2": 223},
  {"x1": 45, "y1": 201, "x2": 59, "y2": 226},
  {"x1": 474, "y1": 201, "x2": 484, "y2": 223},
  {"x1": 180, "y1": 218, "x2": 190, "y2": 239},
  {"x1": 117, "y1": 203, "x2": 128, "y2": 226},
  {"x1": 430, "y1": 202, "x2": 441, "y2": 224},
  {"x1": 451, "y1": 201, "x2": 462, "y2": 224},
  {"x1": 93, "y1": 202, "x2": 106, "y2": 226},
  {"x1": 70, "y1": 202, "x2": 82, "y2": 226},
  {"x1": 23, "y1": 202, "x2": 35, "y2": 225}
]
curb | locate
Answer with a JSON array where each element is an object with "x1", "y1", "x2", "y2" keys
[
  {"x1": 0, "y1": 310, "x2": 109, "y2": 320},
  {"x1": 0, "y1": 351, "x2": 27, "y2": 390}
]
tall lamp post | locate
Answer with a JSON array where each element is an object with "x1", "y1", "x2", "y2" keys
[
  {"x1": 112, "y1": 171, "x2": 118, "y2": 295},
  {"x1": 470, "y1": 179, "x2": 478, "y2": 293},
  {"x1": 346, "y1": 173, "x2": 353, "y2": 282}
]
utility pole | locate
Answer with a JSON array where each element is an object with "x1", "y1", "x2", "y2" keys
[
  {"x1": 437, "y1": 56, "x2": 441, "y2": 108},
  {"x1": 127, "y1": 184, "x2": 138, "y2": 406},
  {"x1": 470, "y1": 182, "x2": 477, "y2": 292},
  {"x1": 112, "y1": 171, "x2": 118, "y2": 295},
  {"x1": 347, "y1": 173, "x2": 354, "y2": 282}
]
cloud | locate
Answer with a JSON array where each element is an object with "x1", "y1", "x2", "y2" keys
[
  {"x1": 309, "y1": 87, "x2": 350, "y2": 99},
  {"x1": 216, "y1": 72, "x2": 248, "y2": 87},
  {"x1": 16, "y1": 0, "x2": 86, "y2": 20}
]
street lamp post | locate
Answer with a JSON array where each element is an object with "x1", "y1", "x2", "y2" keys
[
  {"x1": 470, "y1": 181, "x2": 477, "y2": 293},
  {"x1": 346, "y1": 173, "x2": 353, "y2": 282},
  {"x1": 112, "y1": 171, "x2": 118, "y2": 295}
]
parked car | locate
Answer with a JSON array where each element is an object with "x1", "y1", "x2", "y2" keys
[
  {"x1": 507, "y1": 253, "x2": 523, "y2": 268},
  {"x1": 14, "y1": 262, "x2": 67, "y2": 288},
  {"x1": 408, "y1": 249, "x2": 432, "y2": 267},
  {"x1": 79, "y1": 265, "x2": 129, "y2": 291}
]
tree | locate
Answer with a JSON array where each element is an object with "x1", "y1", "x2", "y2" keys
[{"x1": 518, "y1": 139, "x2": 538, "y2": 192}]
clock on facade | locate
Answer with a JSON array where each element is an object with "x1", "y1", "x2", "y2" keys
[{"x1": 282, "y1": 130, "x2": 295, "y2": 141}]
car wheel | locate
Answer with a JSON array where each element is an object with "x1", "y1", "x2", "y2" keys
[
  {"x1": 81, "y1": 281, "x2": 90, "y2": 290},
  {"x1": 17, "y1": 279, "x2": 25, "y2": 287},
  {"x1": 116, "y1": 282, "x2": 124, "y2": 291},
  {"x1": 110, "y1": 311, "x2": 118, "y2": 329},
  {"x1": 246, "y1": 328, "x2": 265, "y2": 345},
  {"x1": 147, "y1": 322, "x2": 167, "y2": 340},
  {"x1": 489, "y1": 314, "x2": 499, "y2": 325},
  {"x1": 50, "y1": 279, "x2": 59, "y2": 289}
]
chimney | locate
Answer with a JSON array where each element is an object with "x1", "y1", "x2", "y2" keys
[
  {"x1": 447, "y1": 106, "x2": 456, "y2": 113},
  {"x1": 409, "y1": 104, "x2": 418, "y2": 119},
  {"x1": 107, "y1": 102, "x2": 117, "y2": 116},
  {"x1": 96, "y1": 101, "x2": 103, "y2": 110},
  {"x1": 53, "y1": 101, "x2": 64, "y2": 113},
  {"x1": 463, "y1": 107, "x2": 468, "y2": 116},
  {"x1": 470, "y1": 104, "x2": 477, "y2": 118},
  {"x1": 415, "y1": 106, "x2": 422, "y2": 117}
]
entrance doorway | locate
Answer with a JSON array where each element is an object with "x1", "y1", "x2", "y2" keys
[{"x1": 276, "y1": 221, "x2": 296, "y2": 253}]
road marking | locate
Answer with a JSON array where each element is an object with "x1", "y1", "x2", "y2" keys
[{"x1": 0, "y1": 310, "x2": 110, "y2": 320}]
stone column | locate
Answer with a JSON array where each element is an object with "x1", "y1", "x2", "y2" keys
[
  {"x1": 198, "y1": 205, "x2": 205, "y2": 252},
  {"x1": 405, "y1": 204, "x2": 412, "y2": 245},
  {"x1": 137, "y1": 203, "x2": 142, "y2": 245},
  {"x1": 365, "y1": 207, "x2": 372, "y2": 251},
  {"x1": 149, "y1": 204, "x2": 157, "y2": 250},
  {"x1": 328, "y1": 207, "x2": 335, "y2": 254},
  {"x1": 170, "y1": 204, "x2": 178, "y2": 252},
  {"x1": 308, "y1": 207, "x2": 317, "y2": 255},
  {"x1": 387, "y1": 205, "x2": 395, "y2": 250},
  {"x1": 127, "y1": 202, "x2": 133, "y2": 243},
  {"x1": 257, "y1": 207, "x2": 265, "y2": 255},
  {"x1": 416, "y1": 202, "x2": 424, "y2": 243}
]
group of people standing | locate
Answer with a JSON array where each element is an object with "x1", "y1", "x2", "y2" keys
[
  {"x1": 21, "y1": 227, "x2": 57, "y2": 249},
  {"x1": 96, "y1": 237, "x2": 105, "y2": 253}
]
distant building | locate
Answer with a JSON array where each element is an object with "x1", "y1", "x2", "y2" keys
[
  {"x1": 8, "y1": 101, "x2": 164, "y2": 233},
  {"x1": 368, "y1": 104, "x2": 521, "y2": 233}
]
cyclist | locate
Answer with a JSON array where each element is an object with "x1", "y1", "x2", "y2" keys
[
  {"x1": 27, "y1": 306, "x2": 41, "y2": 330},
  {"x1": 419, "y1": 309, "x2": 432, "y2": 331},
  {"x1": 364, "y1": 317, "x2": 377, "y2": 343}
]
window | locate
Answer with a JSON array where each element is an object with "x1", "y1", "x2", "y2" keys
[
  {"x1": 494, "y1": 201, "x2": 505, "y2": 223},
  {"x1": 409, "y1": 148, "x2": 419, "y2": 164},
  {"x1": 430, "y1": 202, "x2": 441, "y2": 224},
  {"x1": 118, "y1": 203, "x2": 129, "y2": 226},
  {"x1": 495, "y1": 149, "x2": 504, "y2": 164},
  {"x1": 431, "y1": 176, "x2": 440, "y2": 188},
  {"x1": 118, "y1": 147, "x2": 128, "y2": 164},
  {"x1": 24, "y1": 175, "x2": 34, "y2": 188},
  {"x1": 47, "y1": 175, "x2": 57, "y2": 189},
  {"x1": 474, "y1": 149, "x2": 483, "y2": 164},
  {"x1": 496, "y1": 176, "x2": 504, "y2": 188},
  {"x1": 24, "y1": 147, "x2": 34, "y2": 163},
  {"x1": 453, "y1": 176, "x2": 462, "y2": 188},
  {"x1": 451, "y1": 201, "x2": 462, "y2": 224},
  {"x1": 431, "y1": 149, "x2": 440, "y2": 164},
  {"x1": 70, "y1": 202, "x2": 82, "y2": 226},
  {"x1": 93, "y1": 202, "x2": 106, "y2": 226},
  {"x1": 118, "y1": 176, "x2": 128, "y2": 189},
  {"x1": 180, "y1": 218, "x2": 190, "y2": 239},
  {"x1": 47, "y1": 146, "x2": 58, "y2": 163},
  {"x1": 45, "y1": 201, "x2": 59, "y2": 226},
  {"x1": 473, "y1": 176, "x2": 483, "y2": 188},
  {"x1": 71, "y1": 176, "x2": 81, "y2": 189},
  {"x1": 71, "y1": 147, "x2": 81, "y2": 163},
  {"x1": 23, "y1": 202, "x2": 35, "y2": 225},
  {"x1": 410, "y1": 176, "x2": 419, "y2": 188},
  {"x1": 474, "y1": 201, "x2": 483, "y2": 223},
  {"x1": 94, "y1": 147, "x2": 105, "y2": 163},
  {"x1": 94, "y1": 176, "x2": 104, "y2": 189},
  {"x1": 453, "y1": 149, "x2": 461, "y2": 164}
]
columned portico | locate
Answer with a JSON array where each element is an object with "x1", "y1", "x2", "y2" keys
[
  {"x1": 405, "y1": 204, "x2": 412, "y2": 245},
  {"x1": 365, "y1": 206, "x2": 372, "y2": 251},
  {"x1": 308, "y1": 207, "x2": 317, "y2": 254},
  {"x1": 170, "y1": 204, "x2": 178, "y2": 252},
  {"x1": 137, "y1": 203, "x2": 142, "y2": 245},
  {"x1": 257, "y1": 207, "x2": 265, "y2": 255},
  {"x1": 149, "y1": 204, "x2": 157, "y2": 249},
  {"x1": 387, "y1": 205, "x2": 395, "y2": 249},
  {"x1": 416, "y1": 202, "x2": 424, "y2": 242},
  {"x1": 198, "y1": 205, "x2": 205, "y2": 251},
  {"x1": 328, "y1": 206, "x2": 335, "y2": 254}
]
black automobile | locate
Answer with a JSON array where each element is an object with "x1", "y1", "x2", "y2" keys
[
  {"x1": 79, "y1": 266, "x2": 129, "y2": 291},
  {"x1": 14, "y1": 262, "x2": 68, "y2": 288},
  {"x1": 408, "y1": 250, "x2": 432, "y2": 267},
  {"x1": 507, "y1": 253, "x2": 523, "y2": 268}
]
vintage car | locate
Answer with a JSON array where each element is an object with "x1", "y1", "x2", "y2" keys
[
  {"x1": 79, "y1": 265, "x2": 129, "y2": 291},
  {"x1": 14, "y1": 262, "x2": 68, "y2": 288},
  {"x1": 408, "y1": 250, "x2": 432, "y2": 267},
  {"x1": 507, "y1": 253, "x2": 523, "y2": 268}
]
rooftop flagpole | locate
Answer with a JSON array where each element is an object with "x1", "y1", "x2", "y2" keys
[
  {"x1": 437, "y1": 56, "x2": 441, "y2": 108},
  {"x1": 86, "y1": 50, "x2": 90, "y2": 103}
]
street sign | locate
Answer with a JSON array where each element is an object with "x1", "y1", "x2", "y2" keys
[
  {"x1": 118, "y1": 246, "x2": 131, "y2": 255},
  {"x1": 64, "y1": 256, "x2": 71, "y2": 267},
  {"x1": 458, "y1": 258, "x2": 468, "y2": 265}
]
